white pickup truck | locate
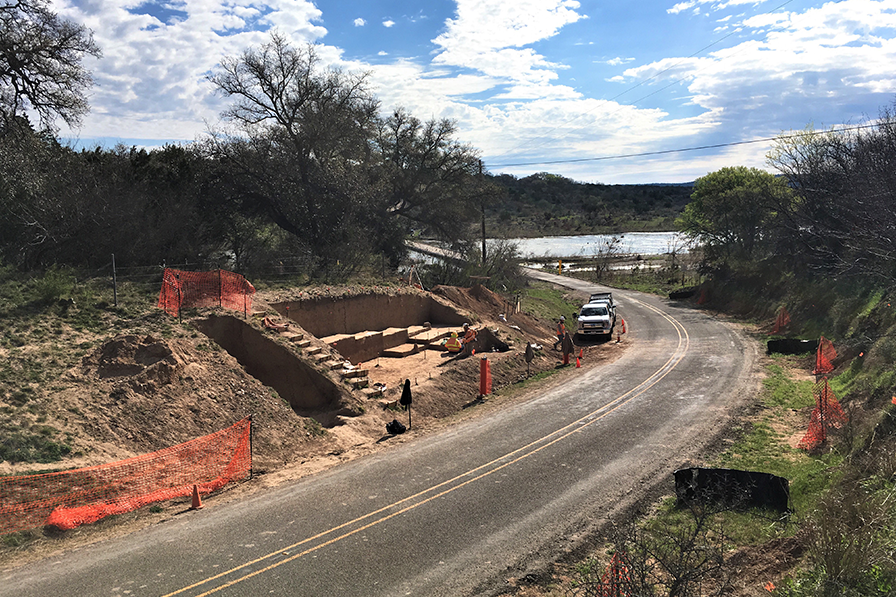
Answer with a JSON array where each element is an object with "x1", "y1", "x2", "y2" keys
[{"x1": 575, "y1": 292, "x2": 617, "y2": 338}]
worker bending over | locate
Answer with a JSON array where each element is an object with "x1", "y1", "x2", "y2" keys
[{"x1": 462, "y1": 323, "x2": 478, "y2": 355}]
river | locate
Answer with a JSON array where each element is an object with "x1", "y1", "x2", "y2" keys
[{"x1": 507, "y1": 231, "x2": 689, "y2": 258}]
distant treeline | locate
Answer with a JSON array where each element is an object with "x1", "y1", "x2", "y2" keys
[{"x1": 486, "y1": 172, "x2": 694, "y2": 237}]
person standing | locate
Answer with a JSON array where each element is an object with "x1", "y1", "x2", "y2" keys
[{"x1": 553, "y1": 316, "x2": 566, "y2": 350}]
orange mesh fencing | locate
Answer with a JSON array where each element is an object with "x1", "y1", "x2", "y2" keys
[
  {"x1": 599, "y1": 551, "x2": 634, "y2": 596},
  {"x1": 813, "y1": 336, "x2": 837, "y2": 375},
  {"x1": 157, "y1": 268, "x2": 255, "y2": 318},
  {"x1": 798, "y1": 378, "x2": 847, "y2": 451},
  {"x1": 772, "y1": 307, "x2": 791, "y2": 334},
  {"x1": 0, "y1": 418, "x2": 251, "y2": 534}
]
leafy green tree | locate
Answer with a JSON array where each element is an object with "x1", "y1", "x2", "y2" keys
[
  {"x1": 372, "y1": 108, "x2": 483, "y2": 265},
  {"x1": 676, "y1": 166, "x2": 791, "y2": 266}
]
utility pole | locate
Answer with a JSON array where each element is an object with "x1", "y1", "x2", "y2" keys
[{"x1": 480, "y1": 160, "x2": 486, "y2": 264}]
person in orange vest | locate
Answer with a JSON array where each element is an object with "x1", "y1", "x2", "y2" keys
[
  {"x1": 553, "y1": 316, "x2": 566, "y2": 350},
  {"x1": 444, "y1": 331, "x2": 462, "y2": 353},
  {"x1": 462, "y1": 323, "x2": 478, "y2": 355}
]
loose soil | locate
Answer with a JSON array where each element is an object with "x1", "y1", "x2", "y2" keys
[
  {"x1": 1, "y1": 284, "x2": 800, "y2": 597},
  {"x1": 1, "y1": 283, "x2": 624, "y2": 569}
]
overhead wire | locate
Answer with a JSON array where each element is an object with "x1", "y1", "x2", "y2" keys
[{"x1": 489, "y1": 123, "x2": 880, "y2": 168}]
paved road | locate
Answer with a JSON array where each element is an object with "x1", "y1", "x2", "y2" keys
[{"x1": 1, "y1": 273, "x2": 758, "y2": 596}]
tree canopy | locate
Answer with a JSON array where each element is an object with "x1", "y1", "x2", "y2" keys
[
  {"x1": 767, "y1": 105, "x2": 896, "y2": 283},
  {"x1": 204, "y1": 34, "x2": 486, "y2": 276},
  {"x1": 676, "y1": 166, "x2": 791, "y2": 266},
  {"x1": 0, "y1": 0, "x2": 101, "y2": 134}
]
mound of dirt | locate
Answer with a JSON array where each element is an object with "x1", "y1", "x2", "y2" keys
[
  {"x1": 431, "y1": 284, "x2": 550, "y2": 341},
  {"x1": 71, "y1": 334, "x2": 316, "y2": 471}
]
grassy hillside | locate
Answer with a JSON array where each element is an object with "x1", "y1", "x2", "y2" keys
[{"x1": 487, "y1": 172, "x2": 693, "y2": 237}]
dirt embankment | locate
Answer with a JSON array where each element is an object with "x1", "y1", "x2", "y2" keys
[
  {"x1": 1, "y1": 284, "x2": 598, "y2": 480},
  {"x1": 2, "y1": 282, "x2": 630, "y2": 569}
]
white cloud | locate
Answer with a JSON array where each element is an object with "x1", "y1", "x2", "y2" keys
[
  {"x1": 383, "y1": 19, "x2": 395, "y2": 27},
  {"x1": 53, "y1": 0, "x2": 328, "y2": 140},
  {"x1": 639, "y1": 0, "x2": 896, "y2": 136},
  {"x1": 604, "y1": 57, "x2": 635, "y2": 66},
  {"x1": 431, "y1": 0, "x2": 585, "y2": 91},
  {"x1": 668, "y1": 0, "x2": 770, "y2": 15},
  {"x1": 47, "y1": 0, "x2": 896, "y2": 184},
  {"x1": 668, "y1": 1, "x2": 696, "y2": 14},
  {"x1": 354, "y1": 17, "x2": 365, "y2": 27}
]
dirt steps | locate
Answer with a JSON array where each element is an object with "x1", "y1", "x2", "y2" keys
[{"x1": 381, "y1": 343, "x2": 419, "y2": 357}]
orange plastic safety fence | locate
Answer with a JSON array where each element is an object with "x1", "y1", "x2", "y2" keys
[
  {"x1": 157, "y1": 268, "x2": 255, "y2": 318},
  {"x1": 0, "y1": 418, "x2": 251, "y2": 534},
  {"x1": 813, "y1": 336, "x2": 837, "y2": 375},
  {"x1": 599, "y1": 551, "x2": 633, "y2": 597},
  {"x1": 798, "y1": 378, "x2": 847, "y2": 451},
  {"x1": 772, "y1": 307, "x2": 791, "y2": 334}
]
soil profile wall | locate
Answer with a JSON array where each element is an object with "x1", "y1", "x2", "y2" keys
[
  {"x1": 275, "y1": 293, "x2": 466, "y2": 338},
  {"x1": 195, "y1": 315, "x2": 344, "y2": 417}
]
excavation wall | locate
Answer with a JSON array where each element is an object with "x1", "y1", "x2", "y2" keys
[
  {"x1": 195, "y1": 315, "x2": 345, "y2": 421},
  {"x1": 274, "y1": 293, "x2": 467, "y2": 338}
]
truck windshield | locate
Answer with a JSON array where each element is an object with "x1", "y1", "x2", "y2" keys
[{"x1": 581, "y1": 306, "x2": 608, "y2": 317}]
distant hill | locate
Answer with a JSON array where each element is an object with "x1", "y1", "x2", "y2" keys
[{"x1": 486, "y1": 172, "x2": 694, "y2": 238}]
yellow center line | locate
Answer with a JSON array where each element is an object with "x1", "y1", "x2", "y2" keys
[{"x1": 163, "y1": 298, "x2": 687, "y2": 597}]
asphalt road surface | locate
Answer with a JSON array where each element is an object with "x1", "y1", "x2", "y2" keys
[{"x1": 1, "y1": 272, "x2": 759, "y2": 596}]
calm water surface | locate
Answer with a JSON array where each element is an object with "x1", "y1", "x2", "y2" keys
[{"x1": 508, "y1": 232, "x2": 689, "y2": 258}]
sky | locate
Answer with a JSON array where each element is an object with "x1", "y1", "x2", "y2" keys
[{"x1": 54, "y1": 0, "x2": 896, "y2": 184}]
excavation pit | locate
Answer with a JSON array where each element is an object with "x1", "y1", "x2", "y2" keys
[
  {"x1": 272, "y1": 292, "x2": 469, "y2": 364},
  {"x1": 195, "y1": 314, "x2": 353, "y2": 428}
]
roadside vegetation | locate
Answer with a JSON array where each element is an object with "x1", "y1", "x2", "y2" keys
[
  {"x1": 562, "y1": 102, "x2": 896, "y2": 596},
  {"x1": 4, "y1": 3, "x2": 896, "y2": 592}
]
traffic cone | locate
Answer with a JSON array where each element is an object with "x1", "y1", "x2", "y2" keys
[
  {"x1": 576, "y1": 356, "x2": 581, "y2": 368},
  {"x1": 190, "y1": 484, "x2": 203, "y2": 510}
]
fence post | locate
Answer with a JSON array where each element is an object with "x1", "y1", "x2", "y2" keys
[
  {"x1": 176, "y1": 273, "x2": 182, "y2": 323},
  {"x1": 112, "y1": 253, "x2": 118, "y2": 307},
  {"x1": 249, "y1": 414, "x2": 255, "y2": 479}
]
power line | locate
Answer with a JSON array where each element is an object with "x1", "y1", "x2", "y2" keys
[{"x1": 488, "y1": 123, "x2": 880, "y2": 168}]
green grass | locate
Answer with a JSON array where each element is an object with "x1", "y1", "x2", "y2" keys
[
  {"x1": 716, "y1": 359, "x2": 844, "y2": 526},
  {"x1": 521, "y1": 282, "x2": 583, "y2": 331},
  {"x1": 0, "y1": 271, "x2": 176, "y2": 465}
]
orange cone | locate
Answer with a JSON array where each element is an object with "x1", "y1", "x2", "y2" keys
[
  {"x1": 576, "y1": 356, "x2": 581, "y2": 368},
  {"x1": 191, "y1": 484, "x2": 203, "y2": 510}
]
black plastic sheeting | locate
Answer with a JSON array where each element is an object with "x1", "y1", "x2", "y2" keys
[
  {"x1": 767, "y1": 338, "x2": 815, "y2": 355},
  {"x1": 674, "y1": 467, "x2": 790, "y2": 512}
]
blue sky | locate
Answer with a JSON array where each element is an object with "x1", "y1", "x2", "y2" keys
[{"x1": 56, "y1": 0, "x2": 896, "y2": 183}]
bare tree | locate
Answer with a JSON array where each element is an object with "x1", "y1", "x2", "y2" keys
[
  {"x1": 569, "y1": 500, "x2": 734, "y2": 597},
  {"x1": 767, "y1": 103, "x2": 896, "y2": 285},
  {"x1": 0, "y1": 0, "x2": 101, "y2": 133},
  {"x1": 205, "y1": 33, "x2": 486, "y2": 277},
  {"x1": 586, "y1": 235, "x2": 625, "y2": 282},
  {"x1": 205, "y1": 34, "x2": 381, "y2": 277}
]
